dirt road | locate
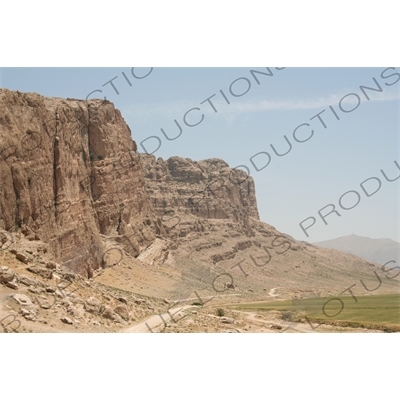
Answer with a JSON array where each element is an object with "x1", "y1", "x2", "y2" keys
[{"x1": 123, "y1": 305, "x2": 193, "y2": 332}]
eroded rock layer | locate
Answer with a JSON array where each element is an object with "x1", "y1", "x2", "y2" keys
[{"x1": 140, "y1": 154, "x2": 259, "y2": 236}]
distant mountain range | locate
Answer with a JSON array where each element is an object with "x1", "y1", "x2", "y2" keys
[{"x1": 314, "y1": 234, "x2": 400, "y2": 265}]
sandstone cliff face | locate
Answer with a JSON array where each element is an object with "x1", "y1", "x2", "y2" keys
[
  {"x1": 0, "y1": 89, "x2": 161, "y2": 276},
  {"x1": 140, "y1": 154, "x2": 259, "y2": 236}
]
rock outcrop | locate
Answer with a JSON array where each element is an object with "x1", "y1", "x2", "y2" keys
[
  {"x1": 0, "y1": 89, "x2": 162, "y2": 276},
  {"x1": 140, "y1": 154, "x2": 259, "y2": 237}
]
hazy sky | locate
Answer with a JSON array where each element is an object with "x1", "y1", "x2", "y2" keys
[{"x1": 2, "y1": 67, "x2": 399, "y2": 243}]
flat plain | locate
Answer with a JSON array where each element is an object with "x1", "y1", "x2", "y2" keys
[{"x1": 231, "y1": 294, "x2": 400, "y2": 332}]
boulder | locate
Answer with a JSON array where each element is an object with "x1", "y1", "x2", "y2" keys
[
  {"x1": 84, "y1": 296, "x2": 102, "y2": 313},
  {"x1": 45, "y1": 285, "x2": 56, "y2": 293},
  {"x1": 16, "y1": 252, "x2": 31, "y2": 264},
  {"x1": 102, "y1": 305, "x2": 123, "y2": 322},
  {"x1": 0, "y1": 266, "x2": 15, "y2": 283},
  {"x1": 61, "y1": 317, "x2": 73, "y2": 325},
  {"x1": 102, "y1": 305, "x2": 115, "y2": 320},
  {"x1": 114, "y1": 305, "x2": 130, "y2": 321}
]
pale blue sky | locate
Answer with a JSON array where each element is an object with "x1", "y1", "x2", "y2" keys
[{"x1": 2, "y1": 67, "x2": 399, "y2": 243}]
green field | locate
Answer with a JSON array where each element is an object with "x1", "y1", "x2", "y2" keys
[{"x1": 233, "y1": 294, "x2": 400, "y2": 331}]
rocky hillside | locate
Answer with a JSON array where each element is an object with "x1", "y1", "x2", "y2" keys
[
  {"x1": 0, "y1": 89, "x2": 163, "y2": 276},
  {"x1": 140, "y1": 156, "x2": 400, "y2": 302}
]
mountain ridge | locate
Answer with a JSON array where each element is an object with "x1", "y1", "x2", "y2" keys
[{"x1": 314, "y1": 234, "x2": 400, "y2": 265}]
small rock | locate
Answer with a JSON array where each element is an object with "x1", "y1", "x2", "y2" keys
[
  {"x1": 61, "y1": 298, "x2": 73, "y2": 307},
  {"x1": 39, "y1": 300, "x2": 52, "y2": 309},
  {"x1": 52, "y1": 273, "x2": 61, "y2": 280},
  {"x1": 220, "y1": 317, "x2": 234, "y2": 324},
  {"x1": 163, "y1": 298, "x2": 170, "y2": 304},
  {"x1": 28, "y1": 285, "x2": 44, "y2": 294},
  {"x1": 21, "y1": 226, "x2": 31, "y2": 236},
  {"x1": 46, "y1": 262, "x2": 57, "y2": 270},
  {"x1": 6, "y1": 280, "x2": 18, "y2": 290},
  {"x1": 61, "y1": 317, "x2": 73, "y2": 325},
  {"x1": 118, "y1": 296, "x2": 128, "y2": 304},
  {"x1": 69, "y1": 295, "x2": 84, "y2": 305},
  {"x1": 67, "y1": 304, "x2": 84, "y2": 318},
  {"x1": 20, "y1": 308, "x2": 31, "y2": 316},
  {"x1": 13, "y1": 293, "x2": 33, "y2": 306}
]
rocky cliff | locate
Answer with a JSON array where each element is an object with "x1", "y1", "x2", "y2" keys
[
  {"x1": 140, "y1": 154, "x2": 259, "y2": 237},
  {"x1": 0, "y1": 89, "x2": 262, "y2": 278},
  {"x1": 0, "y1": 89, "x2": 162, "y2": 276}
]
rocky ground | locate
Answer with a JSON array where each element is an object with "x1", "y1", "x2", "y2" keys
[
  {"x1": 0, "y1": 232, "x2": 170, "y2": 333},
  {"x1": 1, "y1": 227, "x2": 398, "y2": 333}
]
